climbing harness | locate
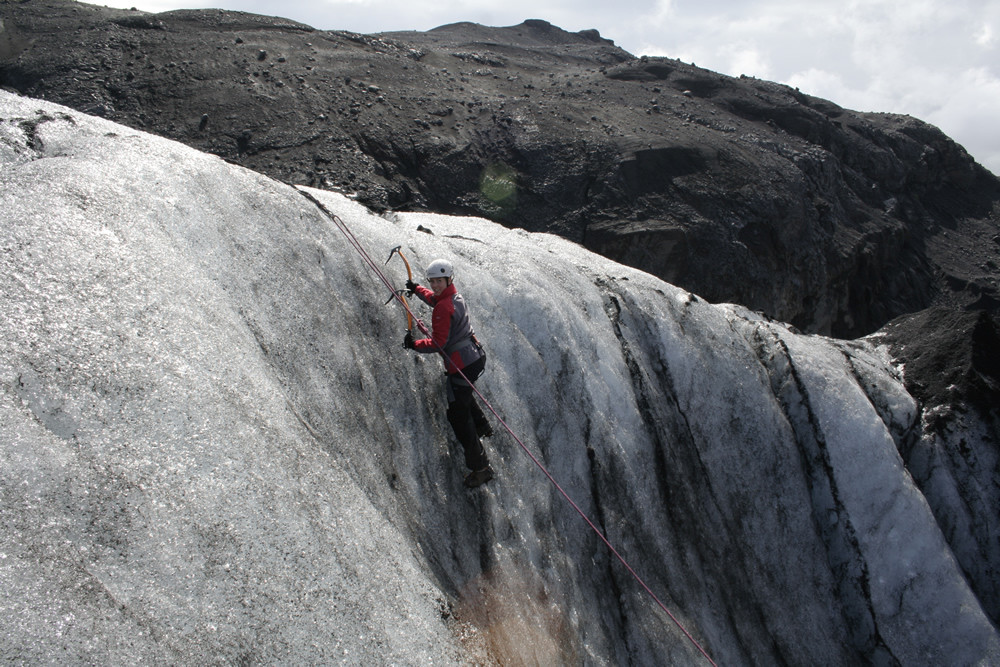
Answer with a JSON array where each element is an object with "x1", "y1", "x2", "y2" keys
[{"x1": 298, "y1": 186, "x2": 717, "y2": 667}]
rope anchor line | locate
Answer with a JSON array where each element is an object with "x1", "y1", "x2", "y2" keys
[{"x1": 297, "y1": 186, "x2": 717, "y2": 666}]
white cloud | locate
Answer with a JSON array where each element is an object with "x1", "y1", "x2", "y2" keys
[
  {"x1": 623, "y1": 0, "x2": 1000, "y2": 174},
  {"x1": 921, "y1": 68, "x2": 1000, "y2": 175},
  {"x1": 786, "y1": 62, "x2": 1000, "y2": 176},
  {"x1": 975, "y1": 23, "x2": 994, "y2": 47}
]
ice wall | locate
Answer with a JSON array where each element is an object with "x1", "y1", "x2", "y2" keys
[{"x1": 2, "y1": 91, "x2": 997, "y2": 665}]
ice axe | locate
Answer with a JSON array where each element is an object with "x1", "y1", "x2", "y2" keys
[{"x1": 385, "y1": 245, "x2": 414, "y2": 333}]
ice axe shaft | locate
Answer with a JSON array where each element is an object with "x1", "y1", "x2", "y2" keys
[{"x1": 384, "y1": 246, "x2": 414, "y2": 332}]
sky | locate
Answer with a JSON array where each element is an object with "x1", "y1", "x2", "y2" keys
[{"x1": 96, "y1": 0, "x2": 1000, "y2": 176}]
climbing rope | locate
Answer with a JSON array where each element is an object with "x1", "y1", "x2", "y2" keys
[{"x1": 298, "y1": 187, "x2": 718, "y2": 667}]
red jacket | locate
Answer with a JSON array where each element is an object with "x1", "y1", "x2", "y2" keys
[{"x1": 413, "y1": 282, "x2": 482, "y2": 373}]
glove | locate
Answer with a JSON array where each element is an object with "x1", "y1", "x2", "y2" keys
[
  {"x1": 403, "y1": 332, "x2": 415, "y2": 350},
  {"x1": 405, "y1": 279, "x2": 418, "y2": 296}
]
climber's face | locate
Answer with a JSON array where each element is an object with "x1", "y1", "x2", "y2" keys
[{"x1": 429, "y1": 277, "x2": 449, "y2": 297}]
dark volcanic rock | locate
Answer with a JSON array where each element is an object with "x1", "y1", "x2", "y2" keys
[
  {"x1": 2, "y1": 0, "x2": 999, "y2": 337},
  {"x1": 881, "y1": 307, "x2": 1000, "y2": 426}
]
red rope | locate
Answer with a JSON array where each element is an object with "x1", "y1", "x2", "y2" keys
[{"x1": 301, "y1": 188, "x2": 717, "y2": 666}]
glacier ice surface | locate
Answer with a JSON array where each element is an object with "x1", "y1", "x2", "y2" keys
[{"x1": 2, "y1": 90, "x2": 998, "y2": 665}]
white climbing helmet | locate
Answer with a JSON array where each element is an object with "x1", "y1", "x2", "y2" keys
[{"x1": 425, "y1": 258, "x2": 454, "y2": 280}]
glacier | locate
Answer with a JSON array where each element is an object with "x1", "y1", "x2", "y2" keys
[{"x1": 1, "y1": 89, "x2": 998, "y2": 665}]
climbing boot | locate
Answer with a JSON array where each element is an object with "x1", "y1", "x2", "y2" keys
[{"x1": 464, "y1": 465, "x2": 494, "y2": 489}]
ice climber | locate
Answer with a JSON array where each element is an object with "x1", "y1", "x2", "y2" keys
[{"x1": 403, "y1": 259, "x2": 495, "y2": 488}]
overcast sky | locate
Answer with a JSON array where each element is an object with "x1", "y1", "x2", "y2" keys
[{"x1": 98, "y1": 0, "x2": 999, "y2": 176}]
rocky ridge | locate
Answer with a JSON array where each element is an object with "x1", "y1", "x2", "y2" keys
[{"x1": 2, "y1": 0, "x2": 998, "y2": 340}]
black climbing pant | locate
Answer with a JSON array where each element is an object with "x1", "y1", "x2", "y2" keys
[{"x1": 446, "y1": 354, "x2": 489, "y2": 471}]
